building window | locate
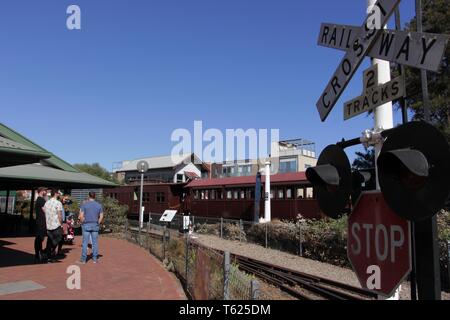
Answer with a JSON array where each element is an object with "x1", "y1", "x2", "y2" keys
[
  {"x1": 305, "y1": 164, "x2": 312, "y2": 170},
  {"x1": 286, "y1": 188, "x2": 292, "y2": 199},
  {"x1": 156, "y1": 192, "x2": 166, "y2": 203},
  {"x1": 177, "y1": 174, "x2": 184, "y2": 183},
  {"x1": 279, "y1": 158, "x2": 298, "y2": 173}
]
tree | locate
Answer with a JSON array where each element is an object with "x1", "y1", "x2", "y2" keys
[
  {"x1": 403, "y1": 0, "x2": 450, "y2": 141},
  {"x1": 352, "y1": 149, "x2": 375, "y2": 170},
  {"x1": 73, "y1": 163, "x2": 117, "y2": 183}
]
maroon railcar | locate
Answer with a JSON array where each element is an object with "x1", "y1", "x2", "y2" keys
[
  {"x1": 105, "y1": 172, "x2": 323, "y2": 221},
  {"x1": 104, "y1": 183, "x2": 185, "y2": 221},
  {"x1": 184, "y1": 172, "x2": 322, "y2": 221}
]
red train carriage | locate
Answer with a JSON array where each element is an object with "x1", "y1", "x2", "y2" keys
[
  {"x1": 184, "y1": 172, "x2": 322, "y2": 221},
  {"x1": 104, "y1": 183, "x2": 185, "y2": 221},
  {"x1": 105, "y1": 172, "x2": 323, "y2": 221}
]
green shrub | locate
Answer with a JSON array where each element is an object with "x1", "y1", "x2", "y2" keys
[{"x1": 100, "y1": 197, "x2": 128, "y2": 233}]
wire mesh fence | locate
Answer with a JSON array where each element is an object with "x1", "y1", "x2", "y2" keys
[
  {"x1": 126, "y1": 215, "x2": 450, "y2": 294},
  {"x1": 123, "y1": 219, "x2": 262, "y2": 300}
]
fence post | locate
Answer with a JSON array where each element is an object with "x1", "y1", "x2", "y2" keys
[
  {"x1": 223, "y1": 251, "x2": 231, "y2": 300},
  {"x1": 239, "y1": 219, "x2": 243, "y2": 243},
  {"x1": 163, "y1": 226, "x2": 167, "y2": 260},
  {"x1": 265, "y1": 223, "x2": 268, "y2": 249},
  {"x1": 250, "y1": 280, "x2": 259, "y2": 300},
  {"x1": 298, "y1": 223, "x2": 303, "y2": 257},
  {"x1": 447, "y1": 240, "x2": 450, "y2": 290},
  {"x1": 185, "y1": 233, "x2": 189, "y2": 289},
  {"x1": 220, "y1": 218, "x2": 223, "y2": 239}
]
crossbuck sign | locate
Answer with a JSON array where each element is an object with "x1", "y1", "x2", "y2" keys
[{"x1": 315, "y1": 0, "x2": 401, "y2": 122}]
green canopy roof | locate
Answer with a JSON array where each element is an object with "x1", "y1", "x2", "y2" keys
[
  {"x1": 0, "y1": 123, "x2": 78, "y2": 172},
  {"x1": 0, "y1": 136, "x2": 51, "y2": 167},
  {"x1": 0, "y1": 164, "x2": 117, "y2": 189},
  {"x1": 0, "y1": 123, "x2": 117, "y2": 189}
]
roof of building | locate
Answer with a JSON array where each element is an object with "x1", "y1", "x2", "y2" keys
[
  {"x1": 0, "y1": 123, "x2": 117, "y2": 189},
  {"x1": 115, "y1": 153, "x2": 201, "y2": 172},
  {"x1": 184, "y1": 171, "x2": 200, "y2": 179},
  {"x1": 186, "y1": 172, "x2": 309, "y2": 188},
  {"x1": 0, "y1": 123, "x2": 78, "y2": 172},
  {"x1": 0, "y1": 136, "x2": 52, "y2": 167},
  {"x1": 0, "y1": 164, "x2": 117, "y2": 190}
]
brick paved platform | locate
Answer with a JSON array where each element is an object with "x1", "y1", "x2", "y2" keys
[{"x1": 0, "y1": 236, "x2": 186, "y2": 300}]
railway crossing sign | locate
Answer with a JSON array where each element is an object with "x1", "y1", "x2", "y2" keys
[
  {"x1": 348, "y1": 192, "x2": 412, "y2": 297},
  {"x1": 318, "y1": 23, "x2": 449, "y2": 72},
  {"x1": 344, "y1": 65, "x2": 405, "y2": 120},
  {"x1": 315, "y1": 0, "x2": 401, "y2": 122}
]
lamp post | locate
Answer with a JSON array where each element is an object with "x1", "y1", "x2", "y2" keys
[{"x1": 137, "y1": 161, "x2": 149, "y2": 230}]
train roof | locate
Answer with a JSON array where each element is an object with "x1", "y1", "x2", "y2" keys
[{"x1": 186, "y1": 172, "x2": 309, "y2": 188}]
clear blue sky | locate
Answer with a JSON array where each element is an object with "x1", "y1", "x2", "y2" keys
[{"x1": 0, "y1": 0, "x2": 416, "y2": 171}]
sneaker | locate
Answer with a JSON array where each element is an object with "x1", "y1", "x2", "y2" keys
[{"x1": 93, "y1": 260, "x2": 98, "y2": 264}]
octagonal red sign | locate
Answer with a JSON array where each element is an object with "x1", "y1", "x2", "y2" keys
[{"x1": 348, "y1": 192, "x2": 412, "y2": 297}]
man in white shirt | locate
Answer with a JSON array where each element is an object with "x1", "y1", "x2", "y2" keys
[{"x1": 43, "y1": 189, "x2": 63, "y2": 262}]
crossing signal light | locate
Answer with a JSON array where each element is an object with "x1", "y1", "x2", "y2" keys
[
  {"x1": 377, "y1": 121, "x2": 450, "y2": 222},
  {"x1": 306, "y1": 145, "x2": 352, "y2": 219},
  {"x1": 351, "y1": 169, "x2": 375, "y2": 205}
]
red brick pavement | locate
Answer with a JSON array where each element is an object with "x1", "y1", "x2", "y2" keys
[{"x1": 0, "y1": 236, "x2": 186, "y2": 300}]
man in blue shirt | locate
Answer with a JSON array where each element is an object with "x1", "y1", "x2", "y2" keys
[{"x1": 78, "y1": 192, "x2": 104, "y2": 264}]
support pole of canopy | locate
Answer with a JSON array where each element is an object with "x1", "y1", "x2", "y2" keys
[{"x1": 29, "y1": 189, "x2": 35, "y2": 233}]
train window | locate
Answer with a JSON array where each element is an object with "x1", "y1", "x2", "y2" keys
[
  {"x1": 306, "y1": 188, "x2": 314, "y2": 199},
  {"x1": 217, "y1": 189, "x2": 223, "y2": 199},
  {"x1": 205, "y1": 190, "x2": 209, "y2": 200},
  {"x1": 297, "y1": 188, "x2": 305, "y2": 199},
  {"x1": 240, "y1": 190, "x2": 245, "y2": 199},
  {"x1": 278, "y1": 189, "x2": 284, "y2": 199},
  {"x1": 156, "y1": 192, "x2": 166, "y2": 203},
  {"x1": 227, "y1": 190, "x2": 232, "y2": 200},
  {"x1": 194, "y1": 190, "x2": 199, "y2": 200},
  {"x1": 233, "y1": 190, "x2": 239, "y2": 200},
  {"x1": 211, "y1": 190, "x2": 216, "y2": 200},
  {"x1": 143, "y1": 193, "x2": 150, "y2": 202},
  {"x1": 286, "y1": 188, "x2": 293, "y2": 199},
  {"x1": 270, "y1": 190, "x2": 275, "y2": 199},
  {"x1": 245, "y1": 189, "x2": 252, "y2": 199}
]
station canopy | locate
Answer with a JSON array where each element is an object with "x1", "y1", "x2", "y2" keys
[{"x1": 0, "y1": 123, "x2": 117, "y2": 190}]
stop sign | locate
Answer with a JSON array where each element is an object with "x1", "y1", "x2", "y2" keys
[{"x1": 348, "y1": 192, "x2": 412, "y2": 297}]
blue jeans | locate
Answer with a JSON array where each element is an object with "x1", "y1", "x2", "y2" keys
[{"x1": 81, "y1": 223, "x2": 99, "y2": 262}]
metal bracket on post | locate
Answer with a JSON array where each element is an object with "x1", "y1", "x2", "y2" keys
[{"x1": 224, "y1": 251, "x2": 230, "y2": 300}]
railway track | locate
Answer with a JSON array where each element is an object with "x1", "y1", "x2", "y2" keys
[
  {"x1": 232, "y1": 254, "x2": 378, "y2": 300},
  {"x1": 128, "y1": 229, "x2": 376, "y2": 300}
]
